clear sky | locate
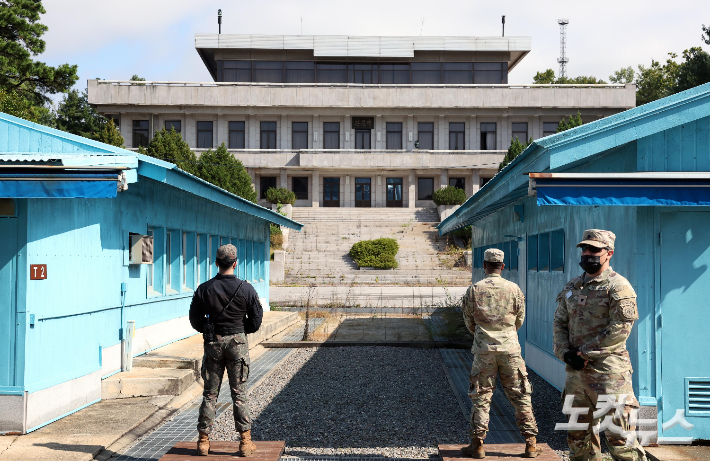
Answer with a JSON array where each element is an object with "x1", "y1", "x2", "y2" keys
[{"x1": 39, "y1": 0, "x2": 708, "y2": 93}]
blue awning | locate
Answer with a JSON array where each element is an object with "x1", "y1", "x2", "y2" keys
[
  {"x1": 530, "y1": 173, "x2": 710, "y2": 206},
  {"x1": 0, "y1": 173, "x2": 118, "y2": 198}
]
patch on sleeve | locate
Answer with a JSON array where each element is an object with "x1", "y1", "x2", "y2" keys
[{"x1": 619, "y1": 299, "x2": 638, "y2": 321}]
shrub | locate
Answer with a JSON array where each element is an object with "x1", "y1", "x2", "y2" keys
[
  {"x1": 432, "y1": 186, "x2": 467, "y2": 206},
  {"x1": 265, "y1": 187, "x2": 296, "y2": 205},
  {"x1": 349, "y1": 238, "x2": 399, "y2": 269}
]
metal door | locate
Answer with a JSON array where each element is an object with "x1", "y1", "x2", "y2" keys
[
  {"x1": 386, "y1": 178, "x2": 403, "y2": 207},
  {"x1": 659, "y1": 211, "x2": 710, "y2": 441},
  {"x1": 0, "y1": 215, "x2": 18, "y2": 387},
  {"x1": 355, "y1": 178, "x2": 371, "y2": 207},
  {"x1": 323, "y1": 177, "x2": 340, "y2": 207}
]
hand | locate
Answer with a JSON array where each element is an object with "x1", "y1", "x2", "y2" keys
[
  {"x1": 563, "y1": 349, "x2": 587, "y2": 370},
  {"x1": 577, "y1": 351, "x2": 589, "y2": 369}
]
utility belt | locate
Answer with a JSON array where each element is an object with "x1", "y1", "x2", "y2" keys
[{"x1": 213, "y1": 326, "x2": 243, "y2": 336}]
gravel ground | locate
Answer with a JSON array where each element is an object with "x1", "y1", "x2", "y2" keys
[
  {"x1": 211, "y1": 347, "x2": 469, "y2": 458},
  {"x1": 525, "y1": 367, "x2": 569, "y2": 461}
]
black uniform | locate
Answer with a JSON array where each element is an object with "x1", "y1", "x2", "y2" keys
[{"x1": 189, "y1": 274, "x2": 263, "y2": 335}]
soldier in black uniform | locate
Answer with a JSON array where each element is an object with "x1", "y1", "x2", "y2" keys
[{"x1": 189, "y1": 244, "x2": 263, "y2": 456}]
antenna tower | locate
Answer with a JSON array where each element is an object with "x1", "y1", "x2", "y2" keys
[{"x1": 557, "y1": 19, "x2": 569, "y2": 79}]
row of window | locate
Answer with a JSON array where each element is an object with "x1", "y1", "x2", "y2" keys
[
  {"x1": 130, "y1": 119, "x2": 560, "y2": 150},
  {"x1": 217, "y1": 61, "x2": 509, "y2": 85},
  {"x1": 473, "y1": 229, "x2": 565, "y2": 273},
  {"x1": 145, "y1": 227, "x2": 265, "y2": 296}
]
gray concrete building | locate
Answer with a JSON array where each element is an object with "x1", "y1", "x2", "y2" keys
[{"x1": 88, "y1": 34, "x2": 636, "y2": 209}]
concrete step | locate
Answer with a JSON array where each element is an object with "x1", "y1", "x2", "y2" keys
[{"x1": 101, "y1": 368, "x2": 195, "y2": 399}]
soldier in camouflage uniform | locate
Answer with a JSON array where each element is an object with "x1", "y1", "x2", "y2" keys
[
  {"x1": 461, "y1": 248, "x2": 542, "y2": 459},
  {"x1": 553, "y1": 230, "x2": 647, "y2": 461}
]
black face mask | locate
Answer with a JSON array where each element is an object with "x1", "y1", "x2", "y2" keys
[{"x1": 579, "y1": 255, "x2": 603, "y2": 274}]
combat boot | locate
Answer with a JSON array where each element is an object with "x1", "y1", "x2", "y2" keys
[
  {"x1": 460, "y1": 437, "x2": 485, "y2": 459},
  {"x1": 239, "y1": 430, "x2": 257, "y2": 457},
  {"x1": 197, "y1": 431, "x2": 210, "y2": 456},
  {"x1": 524, "y1": 436, "x2": 543, "y2": 458}
]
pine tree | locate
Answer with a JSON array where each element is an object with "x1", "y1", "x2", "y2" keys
[
  {"x1": 138, "y1": 127, "x2": 198, "y2": 175},
  {"x1": 55, "y1": 90, "x2": 105, "y2": 137},
  {"x1": 557, "y1": 112, "x2": 584, "y2": 132},
  {"x1": 91, "y1": 119, "x2": 125, "y2": 148},
  {"x1": 195, "y1": 144, "x2": 258, "y2": 203},
  {"x1": 498, "y1": 137, "x2": 532, "y2": 171}
]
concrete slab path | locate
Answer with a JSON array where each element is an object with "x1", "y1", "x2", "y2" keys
[{"x1": 270, "y1": 286, "x2": 468, "y2": 308}]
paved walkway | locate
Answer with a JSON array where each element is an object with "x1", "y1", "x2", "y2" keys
[
  {"x1": 279, "y1": 319, "x2": 327, "y2": 341},
  {"x1": 270, "y1": 286, "x2": 468, "y2": 308}
]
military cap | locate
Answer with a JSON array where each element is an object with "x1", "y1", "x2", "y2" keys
[
  {"x1": 577, "y1": 229, "x2": 616, "y2": 251},
  {"x1": 216, "y1": 244, "x2": 237, "y2": 262},
  {"x1": 484, "y1": 248, "x2": 505, "y2": 263}
]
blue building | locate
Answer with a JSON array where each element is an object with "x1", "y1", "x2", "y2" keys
[
  {"x1": 439, "y1": 83, "x2": 710, "y2": 442},
  {"x1": 0, "y1": 112, "x2": 301, "y2": 434}
]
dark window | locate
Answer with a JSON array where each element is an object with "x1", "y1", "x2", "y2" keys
[
  {"x1": 510, "y1": 240, "x2": 519, "y2": 270},
  {"x1": 449, "y1": 122, "x2": 465, "y2": 150},
  {"x1": 220, "y1": 61, "x2": 252, "y2": 82},
  {"x1": 449, "y1": 178, "x2": 465, "y2": 190},
  {"x1": 512, "y1": 122, "x2": 528, "y2": 143},
  {"x1": 292, "y1": 122, "x2": 308, "y2": 150},
  {"x1": 551, "y1": 229, "x2": 565, "y2": 271},
  {"x1": 527, "y1": 234, "x2": 538, "y2": 271},
  {"x1": 480, "y1": 177, "x2": 492, "y2": 187},
  {"x1": 260, "y1": 121, "x2": 277, "y2": 149},
  {"x1": 229, "y1": 121, "x2": 245, "y2": 149},
  {"x1": 350, "y1": 64, "x2": 375, "y2": 84},
  {"x1": 132, "y1": 120, "x2": 149, "y2": 148},
  {"x1": 411, "y1": 62, "x2": 440, "y2": 84},
  {"x1": 106, "y1": 114, "x2": 120, "y2": 128},
  {"x1": 260, "y1": 177, "x2": 277, "y2": 199},
  {"x1": 292, "y1": 177, "x2": 308, "y2": 200},
  {"x1": 323, "y1": 122, "x2": 340, "y2": 149},
  {"x1": 386, "y1": 122, "x2": 402, "y2": 149},
  {"x1": 418, "y1": 178, "x2": 434, "y2": 200},
  {"x1": 503, "y1": 241, "x2": 511, "y2": 268},
  {"x1": 285, "y1": 62, "x2": 315, "y2": 83},
  {"x1": 539, "y1": 232, "x2": 550, "y2": 272},
  {"x1": 480, "y1": 123, "x2": 496, "y2": 150},
  {"x1": 474, "y1": 62, "x2": 507, "y2": 84},
  {"x1": 543, "y1": 122, "x2": 559, "y2": 137},
  {"x1": 317, "y1": 63, "x2": 347, "y2": 83},
  {"x1": 355, "y1": 130, "x2": 371, "y2": 149},
  {"x1": 253, "y1": 62, "x2": 283, "y2": 83},
  {"x1": 379, "y1": 64, "x2": 410, "y2": 84},
  {"x1": 165, "y1": 120, "x2": 181, "y2": 134},
  {"x1": 418, "y1": 122, "x2": 434, "y2": 150},
  {"x1": 197, "y1": 121, "x2": 213, "y2": 148},
  {"x1": 443, "y1": 62, "x2": 473, "y2": 84}
]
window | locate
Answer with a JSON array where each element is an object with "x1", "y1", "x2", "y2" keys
[
  {"x1": 551, "y1": 229, "x2": 565, "y2": 271},
  {"x1": 503, "y1": 241, "x2": 511, "y2": 268},
  {"x1": 386, "y1": 122, "x2": 402, "y2": 149},
  {"x1": 317, "y1": 63, "x2": 347, "y2": 83},
  {"x1": 379, "y1": 64, "x2": 410, "y2": 84},
  {"x1": 527, "y1": 234, "x2": 538, "y2": 271},
  {"x1": 260, "y1": 176, "x2": 277, "y2": 199},
  {"x1": 543, "y1": 122, "x2": 559, "y2": 137},
  {"x1": 292, "y1": 177, "x2": 308, "y2": 200},
  {"x1": 220, "y1": 61, "x2": 252, "y2": 82},
  {"x1": 197, "y1": 234, "x2": 206, "y2": 285},
  {"x1": 510, "y1": 240, "x2": 519, "y2": 270},
  {"x1": 147, "y1": 228, "x2": 155, "y2": 291},
  {"x1": 473, "y1": 62, "x2": 507, "y2": 84},
  {"x1": 183, "y1": 232, "x2": 187, "y2": 288},
  {"x1": 418, "y1": 122, "x2": 434, "y2": 150},
  {"x1": 132, "y1": 120, "x2": 149, "y2": 148},
  {"x1": 165, "y1": 120, "x2": 181, "y2": 134},
  {"x1": 197, "y1": 121, "x2": 213, "y2": 148},
  {"x1": 480, "y1": 123, "x2": 496, "y2": 150},
  {"x1": 260, "y1": 121, "x2": 277, "y2": 149},
  {"x1": 350, "y1": 64, "x2": 375, "y2": 84},
  {"x1": 106, "y1": 114, "x2": 120, "y2": 128},
  {"x1": 253, "y1": 61, "x2": 283, "y2": 83},
  {"x1": 323, "y1": 122, "x2": 340, "y2": 149},
  {"x1": 418, "y1": 178, "x2": 434, "y2": 200},
  {"x1": 411, "y1": 62, "x2": 441, "y2": 84},
  {"x1": 449, "y1": 122, "x2": 465, "y2": 150},
  {"x1": 292, "y1": 122, "x2": 308, "y2": 150},
  {"x1": 449, "y1": 178, "x2": 465, "y2": 191},
  {"x1": 443, "y1": 63, "x2": 473, "y2": 84},
  {"x1": 355, "y1": 129, "x2": 371, "y2": 149},
  {"x1": 512, "y1": 123, "x2": 528, "y2": 143},
  {"x1": 229, "y1": 121, "x2": 245, "y2": 149},
  {"x1": 480, "y1": 177, "x2": 492, "y2": 187},
  {"x1": 539, "y1": 232, "x2": 550, "y2": 271},
  {"x1": 286, "y1": 61, "x2": 315, "y2": 83}
]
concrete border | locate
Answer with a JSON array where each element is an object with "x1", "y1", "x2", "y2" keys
[{"x1": 261, "y1": 340, "x2": 471, "y2": 348}]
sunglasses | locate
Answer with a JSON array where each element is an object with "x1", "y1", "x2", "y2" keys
[{"x1": 579, "y1": 244, "x2": 607, "y2": 254}]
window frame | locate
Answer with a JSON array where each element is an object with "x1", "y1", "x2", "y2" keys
[
  {"x1": 418, "y1": 177, "x2": 434, "y2": 200},
  {"x1": 386, "y1": 122, "x2": 403, "y2": 150},
  {"x1": 480, "y1": 123, "x2": 497, "y2": 150},
  {"x1": 260, "y1": 176, "x2": 277, "y2": 200},
  {"x1": 323, "y1": 122, "x2": 340, "y2": 149},
  {"x1": 229, "y1": 121, "x2": 245, "y2": 149},
  {"x1": 292, "y1": 122, "x2": 308, "y2": 150},
  {"x1": 449, "y1": 177, "x2": 465, "y2": 191},
  {"x1": 196, "y1": 121, "x2": 213, "y2": 149},
  {"x1": 164, "y1": 120, "x2": 181, "y2": 134},
  {"x1": 512, "y1": 122, "x2": 528, "y2": 144},
  {"x1": 132, "y1": 120, "x2": 149, "y2": 148},
  {"x1": 292, "y1": 176, "x2": 308, "y2": 200},
  {"x1": 260, "y1": 121, "x2": 277, "y2": 149},
  {"x1": 449, "y1": 122, "x2": 465, "y2": 150},
  {"x1": 417, "y1": 122, "x2": 434, "y2": 150}
]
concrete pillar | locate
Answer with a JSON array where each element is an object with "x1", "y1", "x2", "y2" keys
[
  {"x1": 375, "y1": 115, "x2": 383, "y2": 149},
  {"x1": 248, "y1": 115, "x2": 257, "y2": 149},
  {"x1": 470, "y1": 115, "x2": 478, "y2": 150},
  {"x1": 119, "y1": 112, "x2": 128, "y2": 145},
  {"x1": 182, "y1": 112, "x2": 187, "y2": 143},
  {"x1": 311, "y1": 170, "x2": 320, "y2": 207},
  {"x1": 186, "y1": 114, "x2": 195, "y2": 148},
  {"x1": 217, "y1": 113, "x2": 227, "y2": 147},
  {"x1": 408, "y1": 171, "x2": 415, "y2": 208},
  {"x1": 438, "y1": 115, "x2": 446, "y2": 150},
  {"x1": 280, "y1": 115, "x2": 288, "y2": 149},
  {"x1": 440, "y1": 169, "x2": 449, "y2": 190},
  {"x1": 406, "y1": 115, "x2": 414, "y2": 151},
  {"x1": 344, "y1": 115, "x2": 351, "y2": 149},
  {"x1": 533, "y1": 115, "x2": 541, "y2": 140},
  {"x1": 280, "y1": 169, "x2": 288, "y2": 189},
  {"x1": 313, "y1": 115, "x2": 320, "y2": 149},
  {"x1": 501, "y1": 115, "x2": 508, "y2": 151},
  {"x1": 344, "y1": 174, "x2": 351, "y2": 207},
  {"x1": 471, "y1": 170, "x2": 481, "y2": 195}
]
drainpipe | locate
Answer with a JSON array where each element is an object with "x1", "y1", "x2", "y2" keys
[{"x1": 120, "y1": 282, "x2": 127, "y2": 371}]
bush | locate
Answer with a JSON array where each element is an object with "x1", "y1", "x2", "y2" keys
[
  {"x1": 349, "y1": 238, "x2": 399, "y2": 269},
  {"x1": 265, "y1": 187, "x2": 296, "y2": 205},
  {"x1": 432, "y1": 186, "x2": 467, "y2": 206}
]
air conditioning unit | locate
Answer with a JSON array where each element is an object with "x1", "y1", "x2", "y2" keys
[{"x1": 129, "y1": 233, "x2": 153, "y2": 265}]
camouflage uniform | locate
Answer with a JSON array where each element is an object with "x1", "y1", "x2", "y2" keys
[
  {"x1": 553, "y1": 229, "x2": 647, "y2": 461},
  {"x1": 462, "y1": 248, "x2": 538, "y2": 440},
  {"x1": 198, "y1": 332, "x2": 251, "y2": 434}
]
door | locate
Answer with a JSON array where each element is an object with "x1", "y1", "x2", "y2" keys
[
  {"x1": 0, "y1": 215, "x2": 18, "y2": 387},
  {"x1": 355, "y1": 130, "x2": 371, "y2": 149},
  {"x1": 355, "y1": 178, "x2": 371, "y2": 207},
  {"x1": 386, "y1": 178, "x2": 403, "y2": 208},
  {"x1": 659, "y1": 212, "x2": 710, "y2": 441},
  {"x1": 517, "y1": 234, "x2": 527, "y2": 356},
  {"x1": 323, "y1": 177, "x2": 340, "y2": 207}
]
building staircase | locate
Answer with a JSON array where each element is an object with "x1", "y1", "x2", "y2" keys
[{"x1": 284, "y1": 208, "x2": 471, "y2": 286}]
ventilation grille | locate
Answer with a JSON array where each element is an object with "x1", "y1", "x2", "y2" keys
[{"x1": 687, "y1": 378, "x2": 710, "y2": 416}]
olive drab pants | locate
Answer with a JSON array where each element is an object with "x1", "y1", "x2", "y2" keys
[
  {"x1": 468, "y1": 352, "x2": 538, "y2": 439},
  {"x1": 563, "y1": 370, "x2": 647, "y2": 461},
  {"x1": 198, "y1": 333, "x2": 251, "y2": 434}
]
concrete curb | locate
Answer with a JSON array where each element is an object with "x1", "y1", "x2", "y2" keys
[{"x1": 262, "y1": 340, "x2": 472, "y2": 348}]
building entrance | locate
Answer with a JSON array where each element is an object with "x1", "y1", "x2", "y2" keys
[
  {"x1": 355, "y1": 178, "x2": 372, "y2": 207},
  {"x1": 323, "y1": 177, "x2": 340, "y2": 207},
  {"x1": 386, "y1": 178, "x2": 403, "y2": 207}
]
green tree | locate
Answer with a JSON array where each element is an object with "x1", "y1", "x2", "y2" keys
[
  {"x1": 673, "y1": 47, "x2": 710, "y2": 93},
  {"x1": 702, "y1": 24, "x2": 710, "y2": 45},
  {"x1": 499, "y1": 136, "x2": 532, "y2": 171},
  {"x1": 0, "y1": 87, "x2": 42, "y2": 122},
  {"x1": 91, "y1": 119, "x2": 125, "y2": 148},
  {"x1": 0, "y1": 0, "x2": 78, "y2": 104},
  {"x1": 532, "y1": 69, "x2": 606, "y2": 84},
  {"x1": 55, "y1": 89, "x2": 105, "y2": 137},
  {"x1": 557, "y1": 112, "x2": 584, "y2": 132},
  {"x1": 533, "y1": 69, "x2": 556, "y2": 84},
  {"x1": 130, "y1": 75, "x2": 146, "y2": 85},
  {"x1": 609, "y1": 66, "x2": 636, "y2": 84},
  {"x1": 195, "y1": 144, "x2": 257, "y2": 202},
  {"x1": 138, "y1": 127, "x2": 198, "y2": 175}
]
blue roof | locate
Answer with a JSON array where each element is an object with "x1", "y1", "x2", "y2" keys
[{"x1": 438, "y1": 82, "x2": 710, "y2": 234}]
